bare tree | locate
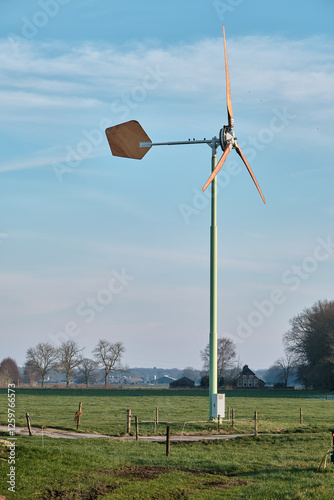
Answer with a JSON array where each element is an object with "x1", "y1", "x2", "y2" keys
[
  {"x1": 23, "y1": 360, "x2": 41, "y2": 386},
  {"x1": 26, "y1": 342, "x2": 58, "y2": 387},
  {"x1": 57, "y1": 340, "x2": 84, "y2": 387},
  {"x1": 0, "y1": 358, "x2": 21, "y2": 386},
  {"x1": 201, "y1": 337, "x2": 237, "y2": 386},
  {"x1": 274, "y1": 352, "x2": 296, "y2": 388},
  {"x1": 93, "y1": 340, "x2": 125, "y2": 387},
  {"x1": 77, "y1": 358, "x2": 99, "y2": 387},
  {"x1": 225, "y1": 356, "x2": 242, "y2": 384}
]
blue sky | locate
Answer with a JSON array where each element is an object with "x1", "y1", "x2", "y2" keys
[{"x1": 1, "y1": 0, "x2": 334, "y2": 372}]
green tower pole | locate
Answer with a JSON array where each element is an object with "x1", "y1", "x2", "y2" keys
[{"x1": 209, "y1": 145, "x2": 218, "y2": 420}]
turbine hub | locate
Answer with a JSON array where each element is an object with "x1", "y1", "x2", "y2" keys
[{"x1": 219, "y1": 126, "x2": 236, "y2": 151}]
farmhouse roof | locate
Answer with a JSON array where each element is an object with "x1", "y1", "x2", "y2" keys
[
  {"x1": 240, "y1": 365, "x2": 255, "y2": 376},
  {"x1": 169, "y1": 376, "x2": 195, "y2": 388},
  {"x1": 235, "y1": 365, "x2": 266, "y2": 382}
]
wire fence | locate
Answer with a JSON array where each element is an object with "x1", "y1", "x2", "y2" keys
[
  {"x1": 1, "y1": 388, "x2": 333, "y2": 438},
  {"x1": 4, "y1": 405, "x2": 333, "y2": 439}
]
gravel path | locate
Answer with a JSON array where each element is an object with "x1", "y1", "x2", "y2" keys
[{"x1": 0, "y1": 425, "x2": 254, "y2": 442}]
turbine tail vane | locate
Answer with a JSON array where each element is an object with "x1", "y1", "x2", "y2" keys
[{"x1": 105, "y1": 120, "x2": 151, "y2": 160}]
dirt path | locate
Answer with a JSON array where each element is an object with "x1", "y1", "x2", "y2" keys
[{"x1": 0, "y1": 425, "x2": 255, "y2": 442}]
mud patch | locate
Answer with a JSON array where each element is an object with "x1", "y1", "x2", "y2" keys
[
  {"x1": 202, "y1": 478, "x2": 253, "y2": 489},
  {"x1": 42, "y1": 467, "x2": 167, "y2": 498},
  {"x1": 42, "y1": 467, "x2": 253, "y2": 498},
  {"x1": 99, "y1": 465, "x2": 169, "y2": 479},
  {"x1": 42, "y1": 485, "x2": 116, "y2": 499},
  {"x1": 99, "y1": 466, "x2": 253, "y2": 490}
]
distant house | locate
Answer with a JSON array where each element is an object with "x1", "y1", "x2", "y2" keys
[
  {"x1": 234, "y1": 365, "x2": 266, "y2": 389},
  {"x1": 117, "y1": 376, "x2": 144, "y2": 385},
  {"x1": 169, "y1": 377, "x2": 195, "y2": 389},
  {"x1": 152, "y1": 375, "x2": 176, "y2": 385}
]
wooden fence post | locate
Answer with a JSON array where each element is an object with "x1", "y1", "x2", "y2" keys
[
  {"x1": 300, "y1": 408, "x2": 303, "y2": 425},
  {"x1": 74, "y1": 402, "x2": 82, "y2": 430},
  {"x1": 135, "y1": 415, "x2": 139, "y2": 441},
  {"x1": 227, "y1": 406, "x2": 230, "y2": 420},
  {"x1": 232, "y1": 408, "x2": 235, "y2": 429},
  {"x1": 166, "y1": 426, "x2": 170, "y2": 457},
  {"x1": 127, "y1": 409, "x2": 131, "y2": 434},
  {"x1": 78, "y1": 402, "x2": 82, "y2": 429},
  {"x1": 254, "y1": 411, "x2": 258, "y2": 437},
  {"x1": 156, "y1": 407, "x2": 159, "y2": 424},
  {"x1": 217, "y1": 415, "x2": 221, "y2": 432},
  {"x1": 26, "y1": 413, "x2": 32, "y2": 436}
]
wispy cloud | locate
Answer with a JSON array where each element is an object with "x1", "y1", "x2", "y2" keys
[
  {"x1": 0, "y1": 90, "x2": 101, "y2": 109},
  {"x1": 0, "y1": 32, "x2": 334, "y2": 179},
  {"x1": 1, "y1": 34, "x2": 333, "y2": 108},
  {"x1": 0, "y1": 146, "x2": 106, "y2": 173},
  {"x1": 1, "y1": 33, "x2": 333, "y2": 176}
]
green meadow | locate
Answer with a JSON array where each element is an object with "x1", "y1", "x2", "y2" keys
[
  {"x1": 1, "y1": 388, "x2": 334, "y2": 498},
  {"x1": 0, "y1": 388, "x2": 333, "y2": 436}
]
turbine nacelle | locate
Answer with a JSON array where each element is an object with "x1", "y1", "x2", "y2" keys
[{"x1": 219, "y1": 125, "x2": 236, "y2": 151}]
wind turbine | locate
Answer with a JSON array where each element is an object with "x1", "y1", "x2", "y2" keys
[{"x1": 105, "y1": 26, "x2": 265, "y2": 420}]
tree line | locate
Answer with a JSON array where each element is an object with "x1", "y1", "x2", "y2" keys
[
  {"x1": 2, "y1": 298, "x2": 333, "y2": 390},
  {"x1": 0, "y1": 339, "x2": 125, "y2": 388},
  {"x1": 26, "y1": 339, "x2": 125, "y2": 387}
]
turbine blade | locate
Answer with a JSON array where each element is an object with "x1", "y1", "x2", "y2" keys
[
  {"x1": 235, "y1": 143, "x2": 266, "y2": 204},
  {"x1": 223, "y1": 25, "x2": 234, "y2": 128},
  {"x1": 202, "y1": 145, "x2": 231, "y2": 192}
]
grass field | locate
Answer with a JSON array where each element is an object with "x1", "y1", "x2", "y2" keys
[
  {"x1": 0, "y1": 388, "x2": 334, "y2": 499},
  {"x1": 0, "y1": 387, "x2": 333, "y2": 436}
]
